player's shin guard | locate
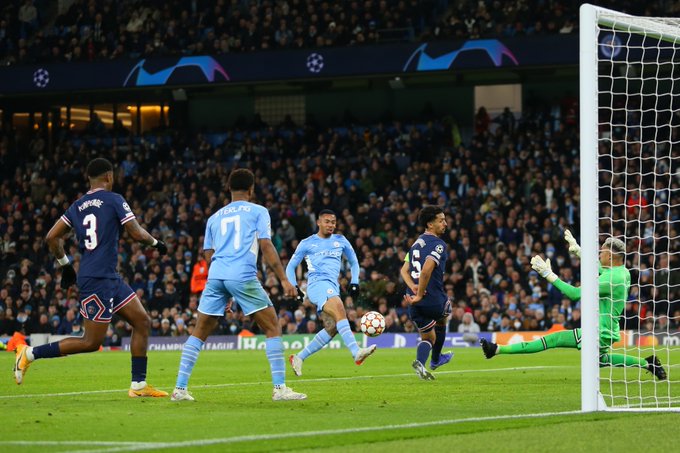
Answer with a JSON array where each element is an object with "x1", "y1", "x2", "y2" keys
[
  {"x1": 431, "y1": 325, "x2": 446, "y2": 363},
  {"x1": 175, "y1": 335, "x2": 204, "y2": 389},
  {"x1": 416, "y1": 340, "x2": 433, "y2": 365},
  {"x1": 298, "y1": 329, "x2": 332, "y2": 361},
  {"x1": 265, "y1": 336, "x2": 286, "y2": 386},
  {"x1": 498, "y1": 329, "x2": 579, "y2": 354},
  {"x1": 336, "y1": 319, "x2": 360, "y2": 358}
]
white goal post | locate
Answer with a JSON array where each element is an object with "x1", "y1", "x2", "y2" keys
[{"x1": 580, "y1": 4, "x2": 680, "y2": 412}]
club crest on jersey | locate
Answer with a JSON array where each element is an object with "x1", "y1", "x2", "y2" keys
[
  {"x1": 435, "y1": 244, "x2": 444, "y2": 253},
  {"x1": 326, "y1": 288, "x2": 334, "y2": 294},
  {"x1": 333, "y1": 241, "x2": 340, "y2": 247}
]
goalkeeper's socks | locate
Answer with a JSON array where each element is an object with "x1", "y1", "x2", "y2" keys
[
  {"x1": 336, "y1": 319, "x2": 360, "y2": 358},
  {"x1": 265, "y1": 337, "x2": 285, "y2": 386},
  {"x1": 605, "y1": 353, "x2": 648, "y2": 368},
  {"x1": 498, "y1": 329, "x2": 580, "y2": 354},
  {"x1": 298, "y1": 329, "x2": 332, "y2": 360},
  {"x1": 32, "y1": 342, "x2": 61, "y2": 359},
  {"x1": 416, "y1": 340, "x2": 432, "y2": 365},
  {"x1": 175, "y1": 335, "x2": 204, "y2": 389},
  {"x1": 131, "y1": 356, "x2": 147, "y2": 383},
  {"x1": 431, "y1": 325, "x2": 446, "y2": 363}
]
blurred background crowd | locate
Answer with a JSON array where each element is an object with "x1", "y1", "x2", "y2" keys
[
  {"x1": 1, "y1": 0, "x2": 674, "y2": 65},
  {"x1": 1, "y1": 94, "x2": 678, "y2": 344},
  {"x1": 0, "y1": 0, "x2": 679, "y2": 345}
]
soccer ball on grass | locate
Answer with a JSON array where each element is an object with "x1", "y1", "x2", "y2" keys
[{"x1": 360, "y1": 311, "x2": 385, "y2": 337}]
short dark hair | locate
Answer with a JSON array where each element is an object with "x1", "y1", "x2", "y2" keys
[
  {"x1": 318, "y1": 209, "x2": 336, "y2": 217},
  {"x1": 87, "y1": 158, "x2": 113, "y2": 179},
  {"x1": 418, "y1": 205, "x2": 444, "y2": 228},
  {"x1": 228, "y1": 168, "x2": 255, "y2": 192}
]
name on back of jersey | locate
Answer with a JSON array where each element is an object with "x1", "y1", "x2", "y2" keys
[
  {"x1": 78, "y1": 199, "x2": 104, "y2": 211},
  {"x1": 218, "y1": 205, "x2": 252, "y2": 215}
]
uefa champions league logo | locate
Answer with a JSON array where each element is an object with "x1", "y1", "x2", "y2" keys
[
  {"x1": 306, "y1": 53, "x2": 324, "y2": 73},
  {"x1": 33, "y1": 68, "x2": 49, "y2": 88},
  {"x1": 599, "y1": 33, "x2": 622, "y2": 59}
]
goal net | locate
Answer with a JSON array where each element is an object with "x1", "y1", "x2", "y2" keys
[{"x1": 580, "y1": 4, "x2": 680, "y2": 411}]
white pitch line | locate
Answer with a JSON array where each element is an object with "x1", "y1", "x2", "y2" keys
[
  {"x1": 58, "y1": 410, "x2": 584, "y2": 453},
  {"x1": 0, "y1": 365, "x2": 566, "y2": 400}
]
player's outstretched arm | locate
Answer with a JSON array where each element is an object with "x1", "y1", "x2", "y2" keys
[
  {"x1": 531, "y1": 254, "x2": 581, "y2": 301},
  {"x1": 564, "y1": 229, "x2": 581, "y2": 258},
  {"x1": 260, "y1": 238, "x2": 296, "y2": 298},
  {"x1": 124, "y1": 219, "x2": 167, "y2": 255},
  {"x1": 46, "y1": 218, "x2": 77, "y2": 289}
]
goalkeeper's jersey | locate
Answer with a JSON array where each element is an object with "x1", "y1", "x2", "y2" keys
[{"x1": 553, "y1": 265, "x2": 630, "y2": 342}]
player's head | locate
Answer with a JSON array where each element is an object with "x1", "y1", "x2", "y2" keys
[
  {"x1": 86, "y1": 158, "x2": 114, "y2": 189},
  {"x1": 317, "y1": 209, "x2": 336, "y2": 238},
  {"x1": 600, "y1": 237, "x2": 626, "y2": 266},
  {"x1": 228, "y1": 168, "x2": 255, "y2": 199},
  {"x1": 419, "y1": 205, "x2": 446, "y2": 236}
]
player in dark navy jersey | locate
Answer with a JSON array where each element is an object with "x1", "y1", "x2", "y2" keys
[
  {"x1": 13, "y1": 158, "x2": 169, "y2": 398},
  {"x1": 401, "y1": 205, "x2": 453, "y2": 380}
]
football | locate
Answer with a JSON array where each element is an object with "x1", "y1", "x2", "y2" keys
[{"x1": 360, "y1": 311, "x2": 385, "y2": 337}]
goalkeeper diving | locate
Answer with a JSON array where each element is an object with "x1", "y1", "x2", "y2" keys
[{"x1": 480, "y1": 231, "x2": 667, "y2": 380}]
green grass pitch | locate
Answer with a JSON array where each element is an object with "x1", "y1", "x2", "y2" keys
[{"x1": 1, "y1": 347, "x2": 678, "y2": 452}]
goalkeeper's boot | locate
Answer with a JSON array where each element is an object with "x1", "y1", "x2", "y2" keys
[
  {"x1": 645, "y1": 356, "x2": 667, "y2": 381},
  {"x1": 480, "y1": 338, "x2": 498, "y2": 359},
  {"x1": 13, "y1": 344, "x2": 32, "y2": 385},
  {"x1": 171, "y1": 388, "x2": 195, "y2": 402},
  {"x1": 354, "y1": 345, "x2": 377, "y2": 365},
  {"x1": 430, "y1": 351, "x2": 454, "y2": 371},
  {"x1": 289, "y1": 354, "x2": 303, "y2": 377},
  {"x1": 0, "y1": 341, "x2": 6, "y2": 351},
  {"x1": 272, "y1": 385, "x2": 307, "y2": 401},
  {"x1": 412, "y1": 359, "x2": 435, "y2": 380},
  {"x1": 128, "y1": 383, "x2": 169, "y2": 398}
]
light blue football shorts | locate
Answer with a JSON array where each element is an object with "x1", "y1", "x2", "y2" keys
[
  {"x1": 198, "y1": 279, "x2": 272, "y2": 316},
  {"x1": 306, "y1": 280, "x2": 340, "y2": 312}
]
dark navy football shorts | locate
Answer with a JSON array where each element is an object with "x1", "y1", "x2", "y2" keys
[
  {"x1": 408, "y1": 299, "x2": 452, "y2": 332},
  {"x1": 78, "y1": 276, "x2": 136, "y2": 323}
]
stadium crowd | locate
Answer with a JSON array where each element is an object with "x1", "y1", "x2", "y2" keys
[
  {"x1": 1, "y1": 92, "x2": 678, "y2": 345},
  {"x1": 2, "y1": 0, "x2": 677, "y2": 66}
]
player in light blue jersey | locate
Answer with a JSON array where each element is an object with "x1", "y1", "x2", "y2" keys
[
  {"x1": 286, "y1": 210, "x2": 376, "y2": 376},
  {"x1": 172, "y1": 169, "x2": 306, "y2": 402}
]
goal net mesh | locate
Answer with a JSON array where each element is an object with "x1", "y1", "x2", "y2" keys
[{"x1": 596, "y1": 11, "x2": 680, "y2": 409}]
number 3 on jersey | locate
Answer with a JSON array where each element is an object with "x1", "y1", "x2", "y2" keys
[
  {"x1": 83, "y1": 213, "x2": 98, "y2": 250},
  {"x1": 220, "y1": 215, "x2": 241, "y2": 249},
  {"x1": 411, "y1": 249, "x2": 422, "y2": 279}
]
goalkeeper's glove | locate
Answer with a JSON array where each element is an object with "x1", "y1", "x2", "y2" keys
[
  {"x1": 295, "y1": 286, "x2": 305, "y2": 303},
  {"x1": 564, "y1": 229, "x2": 581, "y2": 258},
  {"x1": 151, "y1": 238, "x2": 168, "y2": 255},
  {"x1": 349, "y1": 283, "x2": 360, "y2": 299},
  {"x1": 60, "y1": 264, "x2": 77, "y2": 289},
  {"x1": 531, "y1": 255, "x2": 558, "y2": 283}
]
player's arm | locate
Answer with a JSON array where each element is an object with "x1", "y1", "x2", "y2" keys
[
  {"x1": 342, "y1": 238, "x2": 361, "y2": 298},
  {"x1": 124, "y1": 219, "x2": 167, "y2": 254},
  {"x1": 46, "y1": 218, "x2": 77, "y2": 289},
  {"x1": 531, "y1": 254, "x2": 581, "y2": 301},
  {"x1": 406, "y1": 258, "x2": 436, "y2": 305},
  {"x1": 203, "y1": 249, "x2": 214, "y2": 271},
  {"x1": 400, "y1": 255, "x2": 417, "y2": 293},
  {"x1": 260, "y1": 238, "x2": 296, "y2": 298},
  {"x1": 285, "y1": 242, "x2": 305, "y2": 287}
]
